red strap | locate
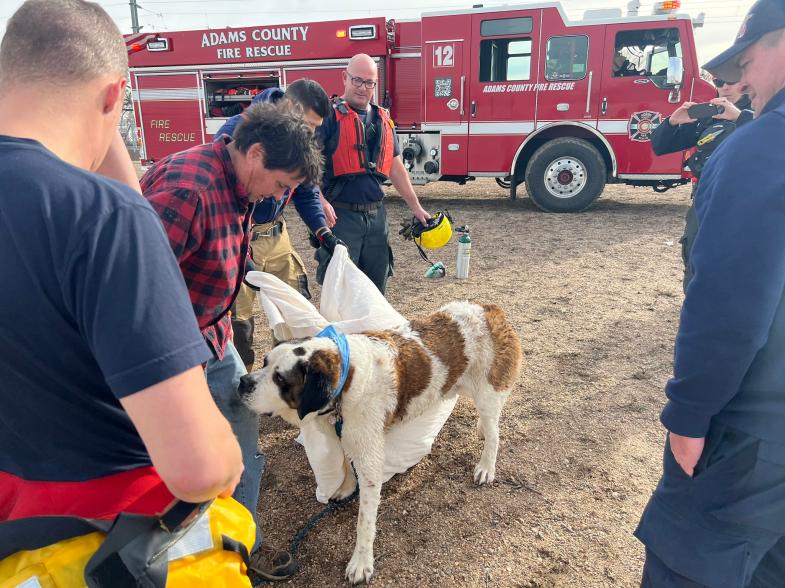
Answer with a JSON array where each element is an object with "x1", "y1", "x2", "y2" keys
[{"x1": 0, "y1": 467, "x2": 175, "y2": 521}]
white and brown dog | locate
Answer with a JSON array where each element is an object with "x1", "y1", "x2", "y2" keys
[{"x1": 238, "y1": 301, "x2": 522, "y2": 584}]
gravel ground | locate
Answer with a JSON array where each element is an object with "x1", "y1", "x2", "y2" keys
[{"x1": 245, "y1": 179, "x2": 691, "y2": 587}]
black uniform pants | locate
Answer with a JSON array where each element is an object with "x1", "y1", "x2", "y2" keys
[
  {"x1": 636, "y1": 424, "x2": 785, "y2": 587},
  {"x1": 315, "y1": 202, "x2": 393, "y2": 294}
]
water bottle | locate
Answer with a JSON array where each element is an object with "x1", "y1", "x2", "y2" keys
[{"x1": 455, "y1": 228, "x2": 471, "y2": 280}]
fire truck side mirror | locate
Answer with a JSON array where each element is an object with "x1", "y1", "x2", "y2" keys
[
  {"x1": 666, "y1": 57, "x2": 683, "y2": 87},
  {"x1": 666, "y1": 57, "x2": 684, "y2": 103}
]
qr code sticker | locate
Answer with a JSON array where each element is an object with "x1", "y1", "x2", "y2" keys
[{"x1": 434, "y1": 77, "x2": 452, "y2": 98}]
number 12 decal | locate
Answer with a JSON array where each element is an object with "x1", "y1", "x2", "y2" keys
[{"x1": 433, "y1": 44, "x2": 454, "y2": 68}]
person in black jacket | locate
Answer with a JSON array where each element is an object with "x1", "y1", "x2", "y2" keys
[{"x1": 650, "y1": 78, "x2": 754, "y2": 291}]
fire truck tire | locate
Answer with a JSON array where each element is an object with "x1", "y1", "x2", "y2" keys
[{"x1": 524, "y1": 138, "x2": 606, "y2": 213}]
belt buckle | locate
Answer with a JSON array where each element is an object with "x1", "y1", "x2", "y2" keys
[{"x1": 254, "y1": 223, "x2": 277, "y2": 239}]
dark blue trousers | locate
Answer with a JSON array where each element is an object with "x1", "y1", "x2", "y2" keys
[{"x1": 637, "y1": 424, "x2": 785, "y2": 587}]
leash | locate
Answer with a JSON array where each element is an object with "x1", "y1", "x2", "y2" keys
[
  {"x1": 287, "y1": 486, "x2": 359, "y2": 557},
  {"x1": 286, "y1": 413, "x2": 359, "y2": 558}
]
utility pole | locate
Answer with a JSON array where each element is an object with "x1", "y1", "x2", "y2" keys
[{"x1": 130, "y1": 0, "x2": 140, "y2": 33}]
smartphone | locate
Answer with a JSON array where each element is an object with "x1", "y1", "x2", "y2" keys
[{"x1": 687, "y1": 103, "x2": 725, "y2": 120}]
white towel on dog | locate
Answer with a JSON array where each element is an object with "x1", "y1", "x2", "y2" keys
[{"x1": 245, "y1": 245, "x2": 457, "y2": 503}]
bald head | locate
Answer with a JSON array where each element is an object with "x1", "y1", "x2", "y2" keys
[{"x1": 342, "y1": 53, "x2": 378, "y2": 110}]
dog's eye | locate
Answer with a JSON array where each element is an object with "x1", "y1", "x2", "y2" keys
[
  {"x1": 272, "y1": 372, "x2": 284, "y2": 386},
  {"x1": 262, "y1": 355, "x2": 269, "y2": 368}
]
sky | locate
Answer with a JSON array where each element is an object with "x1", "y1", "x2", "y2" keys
[{"x1": 0, "y1": 0, "x2": 753, "y2": 65}]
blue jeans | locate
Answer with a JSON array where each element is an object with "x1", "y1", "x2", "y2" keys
[{"x1": 205, "y1": 341, "x2": 264, "y2": 551}]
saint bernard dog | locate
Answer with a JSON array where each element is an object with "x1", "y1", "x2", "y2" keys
[{"x1": 238, "y1": 301, "x2": 523, "y2": 584}]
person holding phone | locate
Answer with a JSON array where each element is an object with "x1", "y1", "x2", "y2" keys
[{"x1": 650, "y1": 77, "x2": 754, "y2": 291}]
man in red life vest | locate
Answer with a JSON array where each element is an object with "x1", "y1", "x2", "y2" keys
[{"x1": 315, "y1": 53, "x2": 430, "y2": 294}]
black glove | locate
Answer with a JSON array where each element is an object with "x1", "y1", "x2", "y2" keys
[
  {"x1": 398, "y1": 217, "x2": 417, "y2": 241},
  {"x1": 318, "y1": 230, "x2": 345, "y2": 254},
  {"x1": 308, "y1": 231, "x2": 321, "y2": 249},
  {"x1": 243, "y1": 257, "x2": 260, "y2": 291}
]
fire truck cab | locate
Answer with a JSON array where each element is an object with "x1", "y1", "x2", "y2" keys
[{"x1": 127, "y1": 1, "x2": 715, "y2": 212}]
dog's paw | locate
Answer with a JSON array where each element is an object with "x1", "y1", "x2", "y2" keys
[
  {"x1": 473, "y1": 462, "x2": 495, "y2": 485},
  {"x1": 345, "y1": 551, "x2": 374, "y2": 585}
]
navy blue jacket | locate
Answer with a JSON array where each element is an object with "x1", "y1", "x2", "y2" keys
[
  {"x1": 213, "y1": 87, "x2": 326, "y2": 232},
  {"x1": 661, "y1": 88, "x2": 785, "y2": 443}
]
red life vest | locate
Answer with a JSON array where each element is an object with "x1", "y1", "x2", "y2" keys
[{"x1": 330, "y1": 99, "x2": 394, "y2": 181}]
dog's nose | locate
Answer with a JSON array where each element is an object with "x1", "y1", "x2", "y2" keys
[{"x1": 237, "y1": 374, "x2": 256, "y2": 398}]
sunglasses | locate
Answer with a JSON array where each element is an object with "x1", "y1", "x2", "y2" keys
[{"x1": 713, "y1": 79, "x2": 729, "y2": 88}]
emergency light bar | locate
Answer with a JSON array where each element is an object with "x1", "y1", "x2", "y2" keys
[
  {"x1": 146, "y1": 38, "x2": 170, "y2": 52},
  {"x1": 654, "y1": 0, "x2": 681, "y2": 14},
  {"x1": 348, "y1": 25, "x2": 377, "y2": 40}
]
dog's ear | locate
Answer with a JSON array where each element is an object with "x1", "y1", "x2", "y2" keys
[{"x1": 297, "y1": 349, "x2": 340, "y2": 420}]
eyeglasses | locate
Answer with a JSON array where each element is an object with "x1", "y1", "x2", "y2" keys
[
  {"x1": 346, "y1": 72, "x2": 377, "y2": 90},
  {"x1": 713, "y1": 79, "x2": 728, "y2": 88}
]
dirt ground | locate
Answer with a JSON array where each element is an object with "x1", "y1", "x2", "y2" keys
[{"x1": 247, "y1": 179, "x2": 691, "y2": 587}]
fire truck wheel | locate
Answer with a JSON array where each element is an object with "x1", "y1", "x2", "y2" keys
[{"x1": 524, "y1": 138, "x2": 606, "y2": 213}]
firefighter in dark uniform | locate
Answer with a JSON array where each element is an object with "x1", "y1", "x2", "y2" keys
[
  {"x1": 650, "y1": 79, "x2": 753, "y2": 291},
  {"x1": 636, "y1": 0, "x2": 785, "y2": 584},
  {"x1": 314, "y1": 53, "x2": 430, "y2": 294}
]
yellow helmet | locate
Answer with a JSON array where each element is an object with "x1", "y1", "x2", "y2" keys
[{"x1": 413, "y1": 211, "x2": 453, "y2": 250}]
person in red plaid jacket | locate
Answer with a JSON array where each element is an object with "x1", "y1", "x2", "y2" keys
[{"x1": 140, "y1": 101, "x2": 323, "y2": 582}]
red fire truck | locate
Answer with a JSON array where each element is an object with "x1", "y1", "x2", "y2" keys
[{"x1": 126, "y1": 1, "x2": 714, "y2": 212}]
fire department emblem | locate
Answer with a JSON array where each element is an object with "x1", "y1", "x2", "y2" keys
[{"x1": 629, "y1": 111, "x2": 662, "y2": 142}]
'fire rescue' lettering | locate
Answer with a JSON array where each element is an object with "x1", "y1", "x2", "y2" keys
[
  {"x1": 201, "y1": 25, "x2": 309, "y2": 61},
  {"x1": 150, "y1": 120, "x2": 195, "y2": 142},
  {"x1": 482, "y1": 82, "x2": 577, "y2": 93},
  {"x1": 245, "y1": 45, "x2": 292, "y2": 58},
  {"x1": 159, "y1": 132, "x2": 196, "y2": 143}
]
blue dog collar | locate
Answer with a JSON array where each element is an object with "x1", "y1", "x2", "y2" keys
[{"x1": 315, "y1": 325, "x2": 350, "y2": 400}]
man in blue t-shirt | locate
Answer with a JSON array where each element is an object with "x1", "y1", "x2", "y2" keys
[
  {"x1": 316, "y1": 54, "x2": 430, "y2": 294},
  {"x1": 0, "y1": 0, "x2": 242, "y2": 545}
]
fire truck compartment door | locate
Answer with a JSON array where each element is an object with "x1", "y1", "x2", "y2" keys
[
  {"x1": 467, "y1": 11, "x2": 541, "y2": 173},
  {"x1": 136, "y1": 73, "x2": 203, "y2": 162},
  {"x1": 534, "y1": 17, "x2": 604, "y2": 127},
  {"x1": 424, "y1": 40, "x2": 466, "y2": 125},
  {"x1": 423, "y1": 39, "x2": 468, "y2": 174}
]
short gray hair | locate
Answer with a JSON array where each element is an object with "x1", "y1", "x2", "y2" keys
[{"x1": 0, "y1": 0, "x2": 127, "y2": 89}]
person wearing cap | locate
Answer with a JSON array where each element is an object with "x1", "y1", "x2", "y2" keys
[
  {"x1": 636, "y1": 1, "x2": 785, "y2": 585},
  {"x1": 650, "y1": 79, "x2": 753, "y2": 292}
]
